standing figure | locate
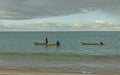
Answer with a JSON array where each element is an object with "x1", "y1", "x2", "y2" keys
[
  {"x1": 45, "y1": 37, "x2": 48, "y2": 44},
  {"x1": 56, "y1": 40, "x2": 60, "y2": 47}
]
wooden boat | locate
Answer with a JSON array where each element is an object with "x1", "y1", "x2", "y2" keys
[
  {"x1": 33, "y1": 42, "x2": 46, "y2": 45},
  {"x1": 33, "y1": 42, "x2": 57, "y2": 46},
  {"x1": 81, "y1": 42, "x2": 104, "y2": 45}
]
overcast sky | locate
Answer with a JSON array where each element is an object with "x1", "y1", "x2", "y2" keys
[{"x1": 0, "y1": 0, "x2": 120, "y2": 31}]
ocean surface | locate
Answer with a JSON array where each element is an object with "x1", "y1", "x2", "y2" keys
[{"x1": 0, "y1": 31, "x2": 120, "y2": 73}]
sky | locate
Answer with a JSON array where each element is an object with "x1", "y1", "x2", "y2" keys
[{"x1": 0, "y1": 0, "x2": 120, "y2": 31}]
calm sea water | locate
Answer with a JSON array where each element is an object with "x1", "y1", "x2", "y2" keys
[{"x1": 0, "y1": 31, "x2": 120, "y2": 73}]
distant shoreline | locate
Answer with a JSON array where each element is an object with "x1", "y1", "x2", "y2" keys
[{"x1": 0, "y1": 30, "x2": 119, "y2": 32}]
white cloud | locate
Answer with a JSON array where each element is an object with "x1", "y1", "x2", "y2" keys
[
  {"x1": 71, "y1": 23, "x2": 81, "y2": 29},
  {"x1": 94, "y1": 20, "x2": 105, "y2": 24},
  {"x1": 70, "y1": 22, "x2": 120, "y2": 31},
  {"x1": 0, "y1": 19, "x2": 120, "y2": 31}
]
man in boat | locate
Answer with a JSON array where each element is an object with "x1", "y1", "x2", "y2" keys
[
  {"x1": 45, "y1": 37, "x2": 48, "y2": 44},
  {"x1": 100, "y1": 42, "x2": 104, "y2": 45},
  {"x1": 56, "y1": 40, "x2": 60, "y2": 47}
]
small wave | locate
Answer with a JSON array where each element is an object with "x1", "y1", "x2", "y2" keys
[{"x1": 0, "y1": 52, "x2": 120, "y2": 59}]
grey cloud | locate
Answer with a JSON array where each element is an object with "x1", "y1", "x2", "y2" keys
[{"x1": 0, "y1": 0, "x2": 120, "y2": 19}]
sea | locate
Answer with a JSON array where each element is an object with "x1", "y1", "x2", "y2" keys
[{"x1": 0, "y1": 31, "x2": 120, "y2": 73}]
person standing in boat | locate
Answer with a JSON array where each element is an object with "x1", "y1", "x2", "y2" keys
[
  {"x1": 45, "y1": 37, "x2": 48, "y2": 44},
  {"x1": 56, "y1": 40, "x2": 60, "y2": 47}
]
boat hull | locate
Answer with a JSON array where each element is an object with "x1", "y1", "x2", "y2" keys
[
  {"x1": 33, "y1": 42, "x2": 56, "y2": 46},
  {"x1": 81, "y1": 42, "x2": 103, "y2": 45}
]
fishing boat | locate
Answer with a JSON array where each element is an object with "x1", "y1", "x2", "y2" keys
[
  {"x1": 33, "y1": 42, "x2": 46, "y2": 45},
  {"x1": 33, "y1": 42, "x2": 57, "y2": 46},
  {"x1": 81, "y1": 42, "x2": 104, "y2": 45}
]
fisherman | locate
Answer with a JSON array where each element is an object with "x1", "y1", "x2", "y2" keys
[
  {"x1": 56, "y1": 40, "x2": 60, "y2": 47},
  {"x1": 100, "y1": 42, "x2": 104, "y2": 45},
  {"x1": 45, "y1": 37, "x2": 48, "y2": 44}
]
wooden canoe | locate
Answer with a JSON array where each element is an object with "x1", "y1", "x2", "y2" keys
[
  {"x1": 81, "y1": 42, "x2": 104, "y2": 45},
  {"x1": 33, "y1": 42, "x2": 56, "y2": 46}
]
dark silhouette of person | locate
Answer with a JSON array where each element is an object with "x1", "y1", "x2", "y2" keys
[
  {"x1": 45, "y1": 37, "x2": 48, "y2": 44},
  {"x1": 56, "y1": 40, "x2": 60, "y2": 47},
  {"x1": 100, "y1": 42, "x2": 104, "y2": 45}
]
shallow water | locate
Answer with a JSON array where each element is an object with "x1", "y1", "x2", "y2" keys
[{"x1": 0, "y1": 31, "x2": 120, "y2": 73}]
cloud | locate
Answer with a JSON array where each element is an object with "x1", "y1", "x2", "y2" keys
[
  {"x1": 0, "y1": 0, "x2": 84, "y2": 19},
  {"x1": 71, "y1": 22, "x2": 120, "y2": 31},
  {"x1": 0, "y1": 20, "x2": 71, "y2": 31},
  {"x1": 94, "y1": 20, "x2": 105, "y2": 24},
  {"x1": 0, "y1": 0, "x2": 120, "y2": 19},
  {"x1": 0, "y1": 20, "x2": 120, "y2": 31},
  {"x1": 71, "y1": 23, "x2": 81, "y2": 29}
]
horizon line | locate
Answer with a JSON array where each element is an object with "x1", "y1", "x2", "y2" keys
[{"x1": 0, "y1": 30, "x2": 120, "y2": 32}]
